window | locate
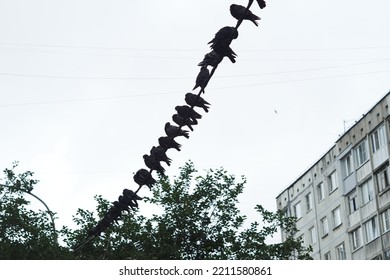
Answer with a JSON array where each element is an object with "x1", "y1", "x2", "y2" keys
[
  {"x1": 385, "y1": 249, "x2": 390, "y2": 260},
  {"x1": 297, "y1": 234, "x2": 305, "y2": 245},
  {"x1": 293, "y1": 202, "x2": 302, "y2": 219},
  {"x1": 309, "y1": 226, "x2": 317, "y2": 245},
  {"x1": 342, "y1": 153, "x2": 353, "y2": 178},
  {"x1": 372, "y1": 254, "x2": 383, "y2": 260},
  {"x1": 351, "y1": 227, "x2": 362, "y2": 251},
  {"x1": 355, "y1": 139, "x2": 368, "y2": 167},
  {"x1": 336, "y1": 243, "x2": 346, "y2": 260},
  {"x1": 324, "y1": 251, "x2": 331, "y2": 260},
  {"x1": 381, "y1": 208, "x2": 390, "y2": 233},
  {"x1": 348, "y1": 190, "x2": 359, "y2": 214},
  {"x1": 305, "y1": 193, "x2": 312, "y2": 212},
  {"x1": 376, "y1": 166, "x2": 389, "y2": 192},
  {"x1": 364, "y1": 216, "x2": 379, "y2": 243},
  {"x1": 328, "y1": 171, "x2": 338, "y2": 193},
  {"x1": 332, "y1": 206, "x2": 342, "y2": 228},
  {"x1": 361, "y1": 178, "x2": 375, "y2": 205},
  {"x1": 317, "y1": 182, "x2": 325, "y2": 202},
  {"x1": 371, "y1": 124, "x2": 386, "y2": 153},
  {"x1": 321, "y1": 217, "x2": 329, "y2": 237}
]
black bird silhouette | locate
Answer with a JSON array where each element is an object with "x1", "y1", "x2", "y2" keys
[
  {"x1": 256, "y1": 0, "x2": 266, "y2": 9},
  {"x1": 175, "y1": 105, "x2": 202, "y2": 122},
  {"x1": 185, "y1": 93, "x2": 210, "y2": 113},
  {"x1": 123, "y1": 189, "x2": 142, "y2": 209},
  {"x1": 198, "y1": 51, "x2": 223, "y2": 67},
  {"x1": 230, "y1": 4, "x2": 260, "y2": 26},
  {"x1": 143, "y1": 154, "x2": 165, "y2": 174},
  {"x1": 208, "y1": 26, "x2": 238, "y2": 63},
  {"x1": 164, "y1": 122, "x2": 190, "y2": 139},
  {"x1": 158, "y1": 136, "x2": 182, "y2": 151},
  {"x1": 150, "y1": 145, "x2": 172, "y2": 166},
  {"x1": 133, "y1": 168, "x2": 157, "y2": 189},
  {"x1": 117, "y1": 196, "x2": 131, "y2": 213},
  {"x1": 193, "y1": 66, "x2": 210, "y2": 93},
  {"x1": 172, "y1": 114, "x2": 197, "y2": 131}
]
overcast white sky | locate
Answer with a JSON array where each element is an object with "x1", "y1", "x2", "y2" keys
[{"x1": 1, "y1": 0, "x2": 390, "y2": 239}]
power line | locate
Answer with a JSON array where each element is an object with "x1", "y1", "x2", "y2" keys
[
  {"x1": 0, "y1": 72, "x2": 191, "y2": 80},
  {"x1": 1, "y1": 41, "x2": 390, "y2": 52},
  {"x1": 0, "y1": 58, "x2": 388, "y2": 80},
  {"x1": 1, "y1": 68, "x2": 390, "y2": 108},
  {"x1": 0, "y1": 42, "x2": 200, "y2": 52},
  {"x1": 0, "y1": 90, "x2": 183, "y2": 107}
]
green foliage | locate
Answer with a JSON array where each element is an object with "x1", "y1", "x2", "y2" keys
[
  {"x1": 0, "y1": 162, "x2": 69, "y2": 259},
  {"x1": 0, "y1": 161, "x2": 312, "y2": 260}
]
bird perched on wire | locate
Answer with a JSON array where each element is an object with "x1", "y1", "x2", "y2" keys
[
  {"x1": 172, "y1": 114, "x2": 197, "y2": 131},
  {"x1": 150, "y1": 145, "x2": 172, "y2": 166},
  {"x1": 230, "y1": 4, "x2": 260, "y2": 26},
  {"x1": 143, "y1": 154, "x2": 165, "y2": 174},
  {"x1": 117, "y1": 197, "x2": 131, "y2": 213},
  {"x1": 158, "y1": 136, "x2": 182, "y2": 151},
  {"x1": 256, "y1": 0, "x2": 266, "y2": 9},
  {"x1": 208, "y1": 26, "x2": 238, "y2": 63},
  {"x1": 133, "y1": 168, "x2": 157, "y2": 189},
  {"x1": 185, "y1": 93, "x2": 210, "y2": 113},
  {"x1": 122, "y1": 189, "x2": 142, "y2": 210},
  {"x1": 175, "y1": 105, "x2": 202, "y2": 123},
  {"x1": 193, "y1": 66, "x2": 210, "y2": 93},
  {"x1": 164, "y1": 122, "x2": 190, "y2": 139},
  {"x1": 198, "y1": 51, "x2": 223, "y2": 68}
]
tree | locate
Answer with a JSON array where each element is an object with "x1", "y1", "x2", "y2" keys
[
  {"x1": 64, "y1": 161, "x2": 312, "y2": 260},
  {"x1": 0, "y1": 162, "x2": 312, "y2": 259},
  {"x1": 0, "y1": 162, "x2": 70, "y2": 259}
]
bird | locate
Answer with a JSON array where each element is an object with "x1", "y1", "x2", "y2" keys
[
  {"x1": 209, "y1": 26, "x2": 238, "y2": 45},
  {"x1": 164, "y1": 122, "x2": 190, "y2": 139},
  {"x1": 143, "y1": 154, "x2": 165, "y2": 174},
  {"x1": 122, "y1": 189, "x2": 142, "y2": 210},
  {"x1": 208, "y1": 26, "x2": 238, "y2": 63},
  {"x1": 87, "y1": 221, "x2": 105, "y2": 237},
  {"x1": 230, "y1": 4, "x2": 260, "y2": 26},
  {"x1": 185, "y1": 93, "x2": 210, "y2": 113},
  {"x1": 172, "y1": 114, "x2": 197, "y2": 131},
  {"x1": 193, "y1": 66, "x2": 210, "y2": 93},
  {"x1": 123, "y1": 189, "x2": 142, "y2": 201},
  {"x1": 175, "y1": 105, "x2": 202, "y2": 122},
  {"x1": 133, "y1": 168, "x2": 157, "y2": 189},
  {"x1": 117, "y1": 196, "x2": 131, "y2": 213},
  {"x1": 256, "y1": 0, "x2": 266, "y2": 9},
  {"x1": 158, "y1": 136, "x2": 182, "y2": 151},
  {"x1": 150, "y1": 145, "x2": 172, "y2": 166},
  {"x1": 198, "y1": 51, "x2": 223, "y2": 68}
]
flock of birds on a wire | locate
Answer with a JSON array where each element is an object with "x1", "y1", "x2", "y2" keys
[{"x1": 75, "y1": 0, "x2": 267, "y2": 251}]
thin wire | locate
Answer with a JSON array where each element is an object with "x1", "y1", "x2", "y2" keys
[
  {"x1": 1, "y1": 58, "x2": 388, "y2": 80},
  {"x1": 2, "y1": 68, "x2": 390, "y2": 108},
  {"x1": 3, "y1": 41, "x2": 390, "y2": 53}
]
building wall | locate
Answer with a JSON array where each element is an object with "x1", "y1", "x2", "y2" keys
[{"x1": 276, "y1": 92, "x2": 390, "y2": 260}]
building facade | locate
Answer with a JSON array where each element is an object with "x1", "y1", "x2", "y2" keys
[{"x1": 276, "y1": 92, "x2": 390, "y2": 260}]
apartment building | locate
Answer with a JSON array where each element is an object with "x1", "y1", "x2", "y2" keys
[{"x1": 276, "y1": 91, "x2": 390, "y2": 260}]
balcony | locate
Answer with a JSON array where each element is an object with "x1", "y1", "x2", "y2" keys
[
  {"x1": 356, "y1": 161, "x2": 372, "y2": 183},
  {"x1": 349, "y1": 210, "x2": 361, "y2": 228},
  {"x1": 361, "y1": 199, "x2": 377, "y2": 220},
  {"x1": 351, "y1": 247, "x2": 365, "y2": 260},
  {"x1": 372, "y1": 145, "x2": 389, "y2": 170},
  {"x1": 343, "y1": 173, "x2": 357, "y2": 195},
  {"x1": 383, "y1": 231, "x2": 390, "y2": 249},
  {"x1": 378, "y1": 187, "x2": 390, "y2": 209},
  {"x1": 365, "y1": 238, "x2": 382, "y2": 259}
]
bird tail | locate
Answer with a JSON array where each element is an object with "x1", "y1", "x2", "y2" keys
[{"x1": 182, "y1": 131, "x2": 190, "y2": 139}]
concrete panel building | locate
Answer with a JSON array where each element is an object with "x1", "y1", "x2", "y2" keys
[{"x1": 276, "y1": 91, "x2": 390, "y2": 260}]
